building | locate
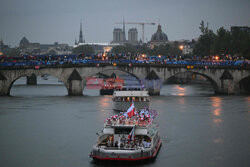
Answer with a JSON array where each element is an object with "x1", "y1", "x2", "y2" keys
[
  {"x1": 231, "y1": 26, "x2": 250, "y2": 34},
  {"x1": 111, "y1": 20, "x2": 126, "y2": 44},
  {"x1": 112, "y1": 28, "x2": 124, "y2": 44},
  {"x1": 0, "y1": 38, "x2": 11, "y2": 54},
  {"x1": 19, "y1": 37, "x2": 71, "y2": 55},
  {"x1": 75, "y1": 43, "x2": 118, "y2": 54},
  {"x1": 19, "y1": 37, "x2": 40, "y2": 54},
  {"x1": 175, "y1": 39, "x2": 195, "y2": 55},
  {"x1": 182, "y1": 44, "x2": 193, "y2": 55},
  {"x1": 128, "y1": 28, "x2": 138, "y2": 45},
  {"x1": 150, "y1": 24, "x2": 168, "y2": 49}
]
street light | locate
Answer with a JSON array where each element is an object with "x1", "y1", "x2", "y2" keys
[{"x1": 179, "y1": 45, "x2": 184, "y2": 50}]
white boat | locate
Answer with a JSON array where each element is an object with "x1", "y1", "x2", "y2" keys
[
  {"x1": 42, "y1": 74, "x2": 48, "y2": 80},
  {"x1": 112, "y1": 90, "x2": 150, "y2": 112},
  {"x1": 89, "y1": 109, "x2": 161, "y2": 161}
]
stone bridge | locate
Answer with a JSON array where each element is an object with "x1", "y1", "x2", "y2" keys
[{"x1": 0, "y1": 64, "x2": 249, "y2": 96}]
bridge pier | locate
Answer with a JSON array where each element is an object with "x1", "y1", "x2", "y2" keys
[
  {"x1": 67, "y1": 80, "x2": 84, "y2": 95},
  {"x1": 67, "y1": 69, "x2": 84, "y2": 96},
  {"x1": 144, "y1": 70, "x2": 162, "y2": 96},
  {"x1": 26, "y1": 74, "x2": 37, "y2": 85},
  {"x1": 0, "y1": 81, "x2": 10, "y2": 96},
  {"x1": 0, "y1": 73, "x2": 9, "y2": 95},
  {"x1": 216, "y1": 70, "x2": 234, "y2": 95},
  {"x1": 145, "y1": 80, "x2": 161, "y2": 96}
]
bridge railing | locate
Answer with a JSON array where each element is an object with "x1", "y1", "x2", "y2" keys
[{"x1": 0, "y1": 59, "x2": 249, "y2": 69}]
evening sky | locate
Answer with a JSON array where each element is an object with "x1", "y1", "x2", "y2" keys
[{"x1": 0, "y1": 0, "x2": 249, "y2": 46}]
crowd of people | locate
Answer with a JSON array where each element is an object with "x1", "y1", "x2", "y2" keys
[
  {"x1": 102, "y1": 134, "x2": 151, "y2": 150},
  {"x1": 106, "y1": 107, "x2": 157, "y2": 127},
  {"x1": 0, "y1": 53, "x2": 249, "y2": 67}
]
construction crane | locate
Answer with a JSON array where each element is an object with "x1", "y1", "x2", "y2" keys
[{"x1": 115, "y1": 22, "x2": 156, "y2": 43}]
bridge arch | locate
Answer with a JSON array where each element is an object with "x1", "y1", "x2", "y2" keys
[
  {"x1": 164, "y1": 71, "x2": 219, "y2": 93},
  {"x1": 7, "y1": 71, "x2": 68, "y2": 96},
  {"x1": 238, "y1": 75, "x2": 250, "y2": 94},
  {"x1": 81, "y1": 66, "x2": 145, "y2": 89}
]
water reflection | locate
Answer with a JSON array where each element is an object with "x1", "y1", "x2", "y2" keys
[
  {"x1": 211, "y1": 97, "x2": 222, "y2": 117},
  {"x1": 213, "y1": 137, "x2": 224, "y2": 144},
  {"x1": 178, "y1": 97, "x2": 185, "y2": 105},
  {"x1": 213, "y1": 118, "x2": 222, "y2": 124},
  {"x1": 210, "y1": 97, "x2": 224, "y2": 146},
  {"x1": 176, "y1": 85, "x2": 186, "y2": 96},
  {"x1": 99, "y1": 96, "x2": 111, "y2": 108}
]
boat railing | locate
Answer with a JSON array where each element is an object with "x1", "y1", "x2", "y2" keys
[
  {"x1": 105, "y1": 119, "x2": 152, "y2": 127},
  {"x1": 97, "y1": 145, "x2": 149, "y2": 151}
]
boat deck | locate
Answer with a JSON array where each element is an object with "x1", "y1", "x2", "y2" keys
[{"x1": 105, "y1": 117, "x2": 153, "y2": 127}]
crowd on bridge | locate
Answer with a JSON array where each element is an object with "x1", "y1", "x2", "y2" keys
[{"x1": 0, "y1": 53, "x2": 249, "y2": 68}]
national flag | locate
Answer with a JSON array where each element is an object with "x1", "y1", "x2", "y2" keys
[
  {"x1": 128, "y1": 126, "x2": 135, "y2": 141},
  {"x1": 126, "y1": 101, "x2": 135, "y2": 118}
]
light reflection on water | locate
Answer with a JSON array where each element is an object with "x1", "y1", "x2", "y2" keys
[{"x1": 211, "y1": 96, "x2": 222, "y2": 117}]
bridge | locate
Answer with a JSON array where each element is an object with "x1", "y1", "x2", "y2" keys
[{"x1": 0, "y1": 64, "x2": 249, "y2": 96}]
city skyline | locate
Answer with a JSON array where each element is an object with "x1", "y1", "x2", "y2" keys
[{"x1": 0, "y1": 0, "x2": 250, "y2": 47}]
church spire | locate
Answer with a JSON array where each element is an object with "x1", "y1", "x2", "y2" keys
[
  {"x1": 79, "y1": 21, "x2": 84, "y2": 43},
  {"x1": 122, "y1": 17, "x2": 126, "y2": 41},
  {"x1": 75, "y1": 38, "x2": 77, "y2": 45}
]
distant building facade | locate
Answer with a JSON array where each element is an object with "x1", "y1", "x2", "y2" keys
[
  {"x1": 19, "y1": 37, "x2": 72, "y2": 55},
  {"x1": 175, "y1": 39, "x2": 195, "y2": 55},
  {"x1": 0, "y1": 38, "x2": 11, "y2": 54},
  {"x1": 19, "y1": 37, "x2": 40, "y2": 54},
  {"x1": 111, "y1": 20, "x2": 127, "y2": 44},
  {"x1": 112, "y1": 28, "x2": 125, "y2": 44},
  {"x1": 128, "y1": 28, "x2": 138, "y2": 45},
  {"x1": 231, "y1": 26, "x2": 250, "y2": 34},
  {"x1": 150, "y1": 24, "x2": 169, "y2": 49},
  {"x1": 75, "y1": 43, "x2": 118, "y2": 54}
]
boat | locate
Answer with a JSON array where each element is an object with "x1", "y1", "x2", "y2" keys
[
  {"x1": 99, "y1": 78, "x2": 123, "y2": 95},
  {"x1": 89, "y1": 107, "x2": 161, "y2": 161},
  {"x1": 42, "y1": 74, "x2": 48, "y2": 80},
  {"x1": 112, "y1": 87, "x2": 150, "y2": 112}
]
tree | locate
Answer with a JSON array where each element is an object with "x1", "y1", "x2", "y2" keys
[
  {"x1": 212, "y1": 27, "x2": 231, "y2": 55},
  {"x1": 111, "y1": 44, "x2": 136, "y2": 55},
  {"x1": 230, "y1": 27, "x2": 250, "y2": 59},
  {"x1": 194, "y1": 20, "x2": 215, "y2": 57},
  {"x1": 72, "y1": 45, "x2": 94, "y2": 55}
]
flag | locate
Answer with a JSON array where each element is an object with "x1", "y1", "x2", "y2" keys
[
  {"x1": 128, "y1": 126, "x2": 135, "y2": 141},
  {"x1": 126, "y1": 101, "x2": 135, "y2": 118}
]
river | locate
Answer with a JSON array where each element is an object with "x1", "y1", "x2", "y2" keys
[{"x1": 0, "y1": 76, "x2": 249, "y2": 167}]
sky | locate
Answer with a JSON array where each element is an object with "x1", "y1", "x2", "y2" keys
[{"x1": 0, "y1": 0, "x2": 249, "y2": 47}]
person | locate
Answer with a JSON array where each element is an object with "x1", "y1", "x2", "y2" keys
[
  {"x1": 118, "y1": 135, "x2": 121, "y2": 149},
  {"x1": 107, "y1": 139, "x2": 111, "y2": 147}
]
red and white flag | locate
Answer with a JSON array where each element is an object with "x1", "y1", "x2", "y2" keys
[{"x1": 126, "y1": 101, "x2": 135, "y2": 118}]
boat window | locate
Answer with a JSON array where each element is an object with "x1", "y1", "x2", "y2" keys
[
  {"x1": 135, "y1": 97, "x2": 139, "y2": 102},
  {"x1": 126, "y1": 97, "x2": 130, "y2": 102},
  {"x1": 115, "y1": 127, "x2": 133, "y2": 134}
]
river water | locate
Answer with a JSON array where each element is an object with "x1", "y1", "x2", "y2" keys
[{"x1": 0, "y1": 76, "x2": 249, "y2": 167}]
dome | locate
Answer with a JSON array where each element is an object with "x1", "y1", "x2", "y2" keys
[
  {"x1": 151, "y1": 24, "x2": 168, "y2": 42},
  {"x1": 19, "y1": 37, "x2": 29, "y2": 48}
]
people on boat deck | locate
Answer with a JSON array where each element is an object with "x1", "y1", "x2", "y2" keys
[
  {"x1": 106, "y1": 108, "x2": 157, "y2": 126},
  {"x1": 104, "y1": 135, "x2": 151, "y2": 149}
]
